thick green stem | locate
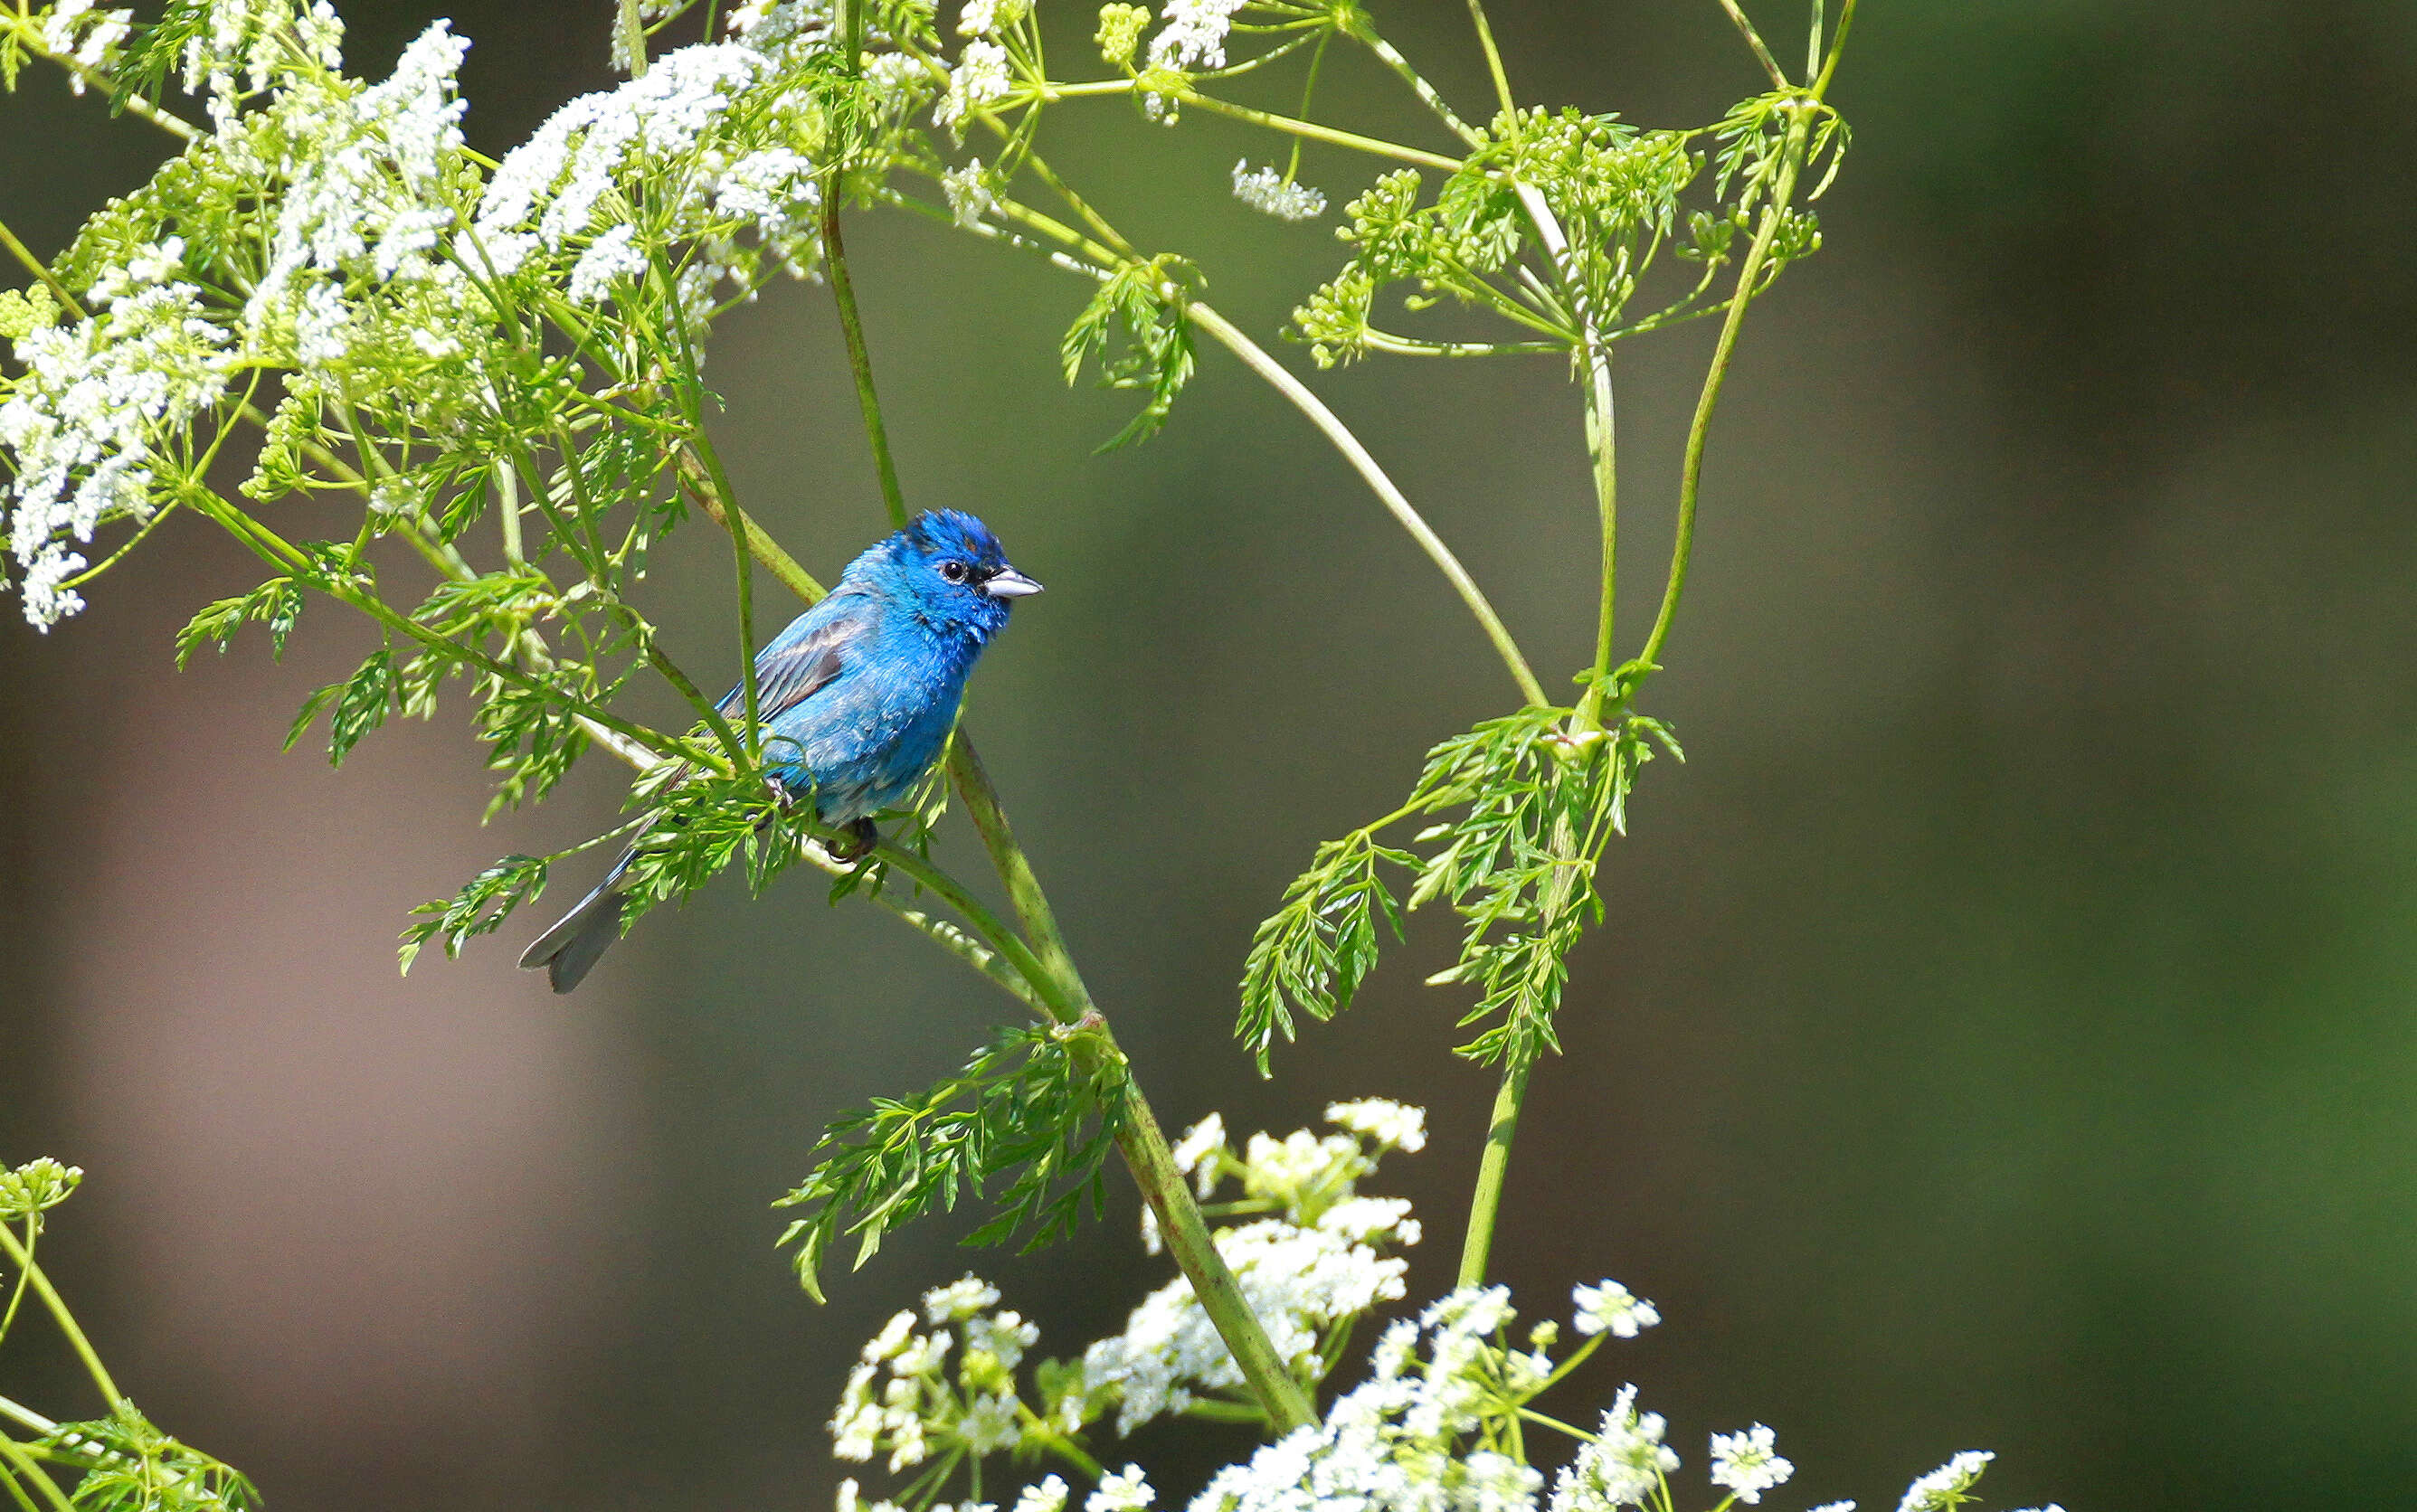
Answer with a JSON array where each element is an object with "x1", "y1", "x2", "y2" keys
[
  {"x1": 1456, "y1": 1056, "x2": 1531, "y2": 1286},
  {"x1": 1186, "y1": 301, "x2": 1550, "y2": 709},
  {"x1": 0, "y1": 1224, "x2": 119, "y2": 1410},
  {"x1": 0, "y1": 1436, "x2": 72, "y2": 1512},
  {"x1": 1114, "y1": 1089, "x2": 1317, "y2": 1429}
]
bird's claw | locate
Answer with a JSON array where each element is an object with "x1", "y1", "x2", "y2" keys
[{"x1": 826, "y1": 817, "x2": 878, "y2": 865}]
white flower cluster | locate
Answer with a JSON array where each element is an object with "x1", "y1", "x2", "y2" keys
[
  {"x1": 37, "y1": 0, "x2": 133, "y2": 94},
  {"x1": 1090, "y1": 1102, "x2": 1425, "y2": 1434},
  {"x1": 176, "y1": 0, "x2": 347, "y2": 125},
  {"x1": 935, "y1": 39, "x2": 1011, "y2": 137},
  {"x1": 1570, "y1": 1280, "x2": 1659, "y2": 1339},
  {"x1": 829, "y1": 1274, "x2": 1043, "y2": 1472},
  {"x1": 473, "y1": 39, "x2": 826, "y2": 302},
  {"x1": 1708, "y1": 1424, "x2": 1792, "y2": 1506},
  {"x1": 1230, "y1": 163, "x2": 1327, "y2": 222},
  {"x1": 1, "y1": 276, "x2": 236, "y2": 626},
  {"x1": 1148, "y1": 0, "x2": 1248, "y2": 71}
]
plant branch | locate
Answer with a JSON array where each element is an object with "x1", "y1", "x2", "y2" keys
[
  {"x1": 1177, "y1": 90, "x2": 1462, "y2": 172},
  {"x1": 0, "y1": 1224, "x2": 119, "y2": 1410},
  {"x1": 1714, "y1": 0, "x2": 1790, "y2": 89},
  {"x1": 1459, "y1": 0, "x2": 1518, "y2": 118},
  {"x1": 1185, "y1": 301, "x2": 1550, "y2": 708}
]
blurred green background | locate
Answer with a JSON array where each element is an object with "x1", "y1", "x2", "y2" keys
[{"x1": 6, "y1": 2, "x2": 2417, "y2": 1508}]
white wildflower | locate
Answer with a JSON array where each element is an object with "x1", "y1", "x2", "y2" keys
[
  {"x1": 567, "y1": 223, "x2": 648, "y2": 303},
  {"x1": 924, "y1": 1274, "x2": 1002, "y2": 1324},
  {"x1": 1149, "y1": 0, "x2": 1246, "y2": 70},
  {"x1": 864, "y1": 1309, "x2": 918, "y2": 1363},
  {"x1": 959, "y1": 1392, "x2": 1022, "y2": 1454},
  {"x1": 40, "y1": 0, "x2": 134, "y2": 92},
  {"x1": 1806, "y1": 1503, "x2": 1857, "y2": 1512},
  {"x1": 1896, "y1": 1453, "x2": 1994, "y2": 1512},
  {"x1": 1550, "y1": 1386, "x2": 1679, "y2": 1512},
  {"x1": 1239, "y1": 1129, "x2": 1366, "y2": 1213},
  {"x1": 1709, "y1": 1426, "x2": 1793, "y2": 1505},
  {"x1": 1088, "y1": 1465, "x2": 1154, "y2": 1512},
  {"x1": 1325, "y1": 1099, "x2": 1426, "y2": 1151},
  {"x1": 1015, "y1": 1478, "x2": 1070, "y2": 1512},
  {"x1": 1171, "y1": 1112, "x2": 1227, "y2": 1196},
  {"x1": 0, "y1": 279, "x2": 237, "y2": 628},
  {"x1": 1572, "y1": 1279, "x2": 1660, "y2": 1338},
  {"x1": 964, "y1": 1309, "x2": 1039, "y2": 1370},
  {"x1": 959, "y1": 0, "x2": 1030, "y2": 34},
  {"x1": 941, "y1": 159, "x2": 996, "y2": 229},
  {"x1": 1316, "y1": 1195, "x2": 1421, "y2": 1248},
  {"x1": 1230, "y1": 162, "x2": 1326, "y2": 222},
  {"x1": 935, "y1": 40, "x2": 1010, "y2": 134},
  {"x1": 893, "y1": 1328, "x2": 952, "y2": 1377}
]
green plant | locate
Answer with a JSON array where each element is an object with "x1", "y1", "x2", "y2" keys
[{"x1": 0, "y1": 2, "x2": 2052, "y2": 1509}]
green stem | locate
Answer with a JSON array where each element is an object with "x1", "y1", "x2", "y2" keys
[
  {"x1": 1354, "y1": 29, "x2": 1483, "y2": 146},
  {"x1": 1185, "y1": 301, "x2": 1550, "y2": 709},
  {"x1": 1510, "y1": 184, "x2": 1616, "y2": 724},
  {"x1": 0, "y1": 1223, "x2": 120, "y2": 1409},
  {"x1": 1715, "y1": 0, "x2": 1789, "y2": 88},
  {"x1": 1632, "y1": 104, "x2": 1814, "y2": 676},
  {"x1": 822, "y1": 203, "x2": 909, "y2": 532},
  {"x1": 0, "y1": 1437, "x2": 72, "y2": 1512},
  {"x1": 1459, "y1": 0, "x2": 1518, "y2": 117},
  {"x1": 0, "y1": 213, "x2": 81, "y2": 317},
  {"x1": 1455, "y1": 1054, "x2": 1530, "y2": 1286},
  {"x1": 1177, "y1": 91, "x2": 1462, "y2": 172}
]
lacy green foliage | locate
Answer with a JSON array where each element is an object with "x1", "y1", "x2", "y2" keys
[
  {"x1": 2, "y1": 1159, "x2": 256, "y2": 1510},
  {"x1": 399, "y1": 853, "x2": 551, "y2": 969},
  {"x1": 776, "y1": 1026, "x2": 1131, "y2": 1301},
  {"x1": 1059, "y1": 258, "x2": 1199, "y2": 449},
  {"x1": 1239, "y1": 702, "x2": 1681, "y2": 1071},
  {"x1": 36, "y1": 1406, "x2": 261, "y2": 1512}
]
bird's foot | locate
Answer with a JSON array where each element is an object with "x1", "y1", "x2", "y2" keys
[{"x1": 826, "y1": 817, "x2": 879, "y2": 865}]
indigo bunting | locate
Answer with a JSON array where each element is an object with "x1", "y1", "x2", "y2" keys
[{"x1": 519, "y1": 509, "x2": 1042, "y2": 992}]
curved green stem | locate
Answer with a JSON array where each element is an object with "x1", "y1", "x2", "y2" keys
[
  {"x1": 0, "y1": 1224, "x2": 119, "y2": 1409},
  {"x1": 1186, "y1": 301, "x2": 1550, "y2": 709},
  {"x1": 0, "y1": 1435, "x2": 73, "y2": 1512},
  {"x1": 1631, "y1": 104, "x2": 1814, "y2": 676}
]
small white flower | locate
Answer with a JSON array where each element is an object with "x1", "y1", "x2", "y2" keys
[
  {"x1": 1229, "y1": 162, "x2": 1326, "y2": 222},
  {"x1": 934, "y1": 40, "x2": 1010, "y2": 134},
  {"x1": 1148, "y1": 0, "x2": 1246, "y2": 70},
  {"x1": 1571, "y1": 1280, "x2": 1660, "y2": 1338},
  {"x1": 864, "y1": 1310, "x2": 918, "y2": 1363},
  {"x1": 959, "y1": 1391, "x2": 1022, "y2": 1453},
  {"x1": 567, "y1": 222, "x2": 649, "y2": 303},
  {"x1": 1171, "y1": 1112, "x2": 1227, "y2": 1195},
  {"x1": 1709, "y1": 1425, "x2": 1793, "y2": 1505},
  {"x1": 892, "y1": 1328, "x2": 952, "y2": 1377},
  {"x1": 1015, "y1": 1478, "x2": 1070, "y2": 1512},
  {"x1": 1325, "y1": 1099, "x2": 1427, "y2": 1151},
  {"x1": 941, "y1": 160, "x2": 996, "y2": 229},
  {"x1": 1087, "y1": 1464, "x2": 1154, "y2": 1512},
  {"x1": 958, "y1": 0, "x2": 1028, "y2": 33},
  {"x1": 924, "y1": 1274, "x2": 1002, "y2": 1323},
  {"x1": 1550, "y1": 1385, "x2": 1678, "y2": 1512},
  {"x1": 965, "y1": 1309, "x2": 1039, "y2": 1370},
  {"x1": 1806, "y1": 1503, "x2": 1857, "y2": 1512},
  {"x1": 1896, "y1": 1452, "x2": 1994, "y2": 1512}
]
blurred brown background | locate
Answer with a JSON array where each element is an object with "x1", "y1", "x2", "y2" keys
[{"x1": 6, "y1": 2, "x2": 2417, "y2": 1508}]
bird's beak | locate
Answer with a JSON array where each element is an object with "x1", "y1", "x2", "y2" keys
[{"x1": 982, "y1": 567, "x2": 1044, "y2": 599}]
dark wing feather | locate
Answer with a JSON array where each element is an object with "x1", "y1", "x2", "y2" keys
[{"x1": 718, "y1": 593, "x2": 867, "y2": 722}]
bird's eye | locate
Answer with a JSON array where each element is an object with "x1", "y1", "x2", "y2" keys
[{"x1": 940, "y1": 560, "x2": 969, "y2": 583}]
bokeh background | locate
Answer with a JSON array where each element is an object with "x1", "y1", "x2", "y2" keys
[{"x1": 6, "y1": 2, "x2": 2416, "y2": 1507}]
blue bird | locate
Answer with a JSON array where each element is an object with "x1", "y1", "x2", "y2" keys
[{"x1": 519, "y1": 509, "x2": 1042, "y2": 993}]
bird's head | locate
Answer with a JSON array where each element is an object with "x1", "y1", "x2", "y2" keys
[{"x1": 851, "y1": 509, "x2": 1043, "y2": 640}]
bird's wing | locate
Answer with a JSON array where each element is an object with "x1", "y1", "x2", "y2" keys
[{"x1": 719, "y1": 592, "x2": 870, "y2": 722}]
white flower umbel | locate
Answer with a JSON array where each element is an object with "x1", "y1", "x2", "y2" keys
[
  {"x1": 0, "y1": 277, "x2": 236, "y2": 627},
  {"x1": 1571, "y1": 1280, "x2": 1660, "y2": 1339},
  {"x1": 1323, "y1": 1099, "x2": 1426, "y2": 1152},
  {"x1": 927, "y1": 1275, "x2": 1005, "y2": 1324},
  {"x1": 38, "y1": 0, "x2": 134, "y2": 93},
  {"x1": 957, "y1": 0, "x2": 1029, "y2": 36},
  {"x1": 1014, "y1": 1477, "x2": 1070, "y2": 1512},
  {"x1": 941, "y1": 160, "x2": 997, "y2": 229},
  {"x1": 1549, "y1": 1385, "x2": 1679, "y2": 1512},
  {"x1": 1896, "y1": 1452, "x2": 1993, "y2": 1512},
  {"x1": 1230, "y1": 162, "x2": 1326, "y2": 222},
  {"x1": 1709, "y1": 1425, "x2": 1793, "y2": 1505},
  {"x1": 1087, "y1": 1466, "x2": 1154, "y2": 1512},
  {"x1": 1170, "y1": 1112, "x2": 1227, "y2": 1196},
  {"x1": 935, "y1": 40, "x2": 1010, "y2": 137},
  {"x1": 1148, "y1": 0, "x2": 1246, "y2": 71}
]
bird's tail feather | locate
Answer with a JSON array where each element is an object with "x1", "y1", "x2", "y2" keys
[{"x1": 517, "y1": 855, "x2": 631, "y2": 994}]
